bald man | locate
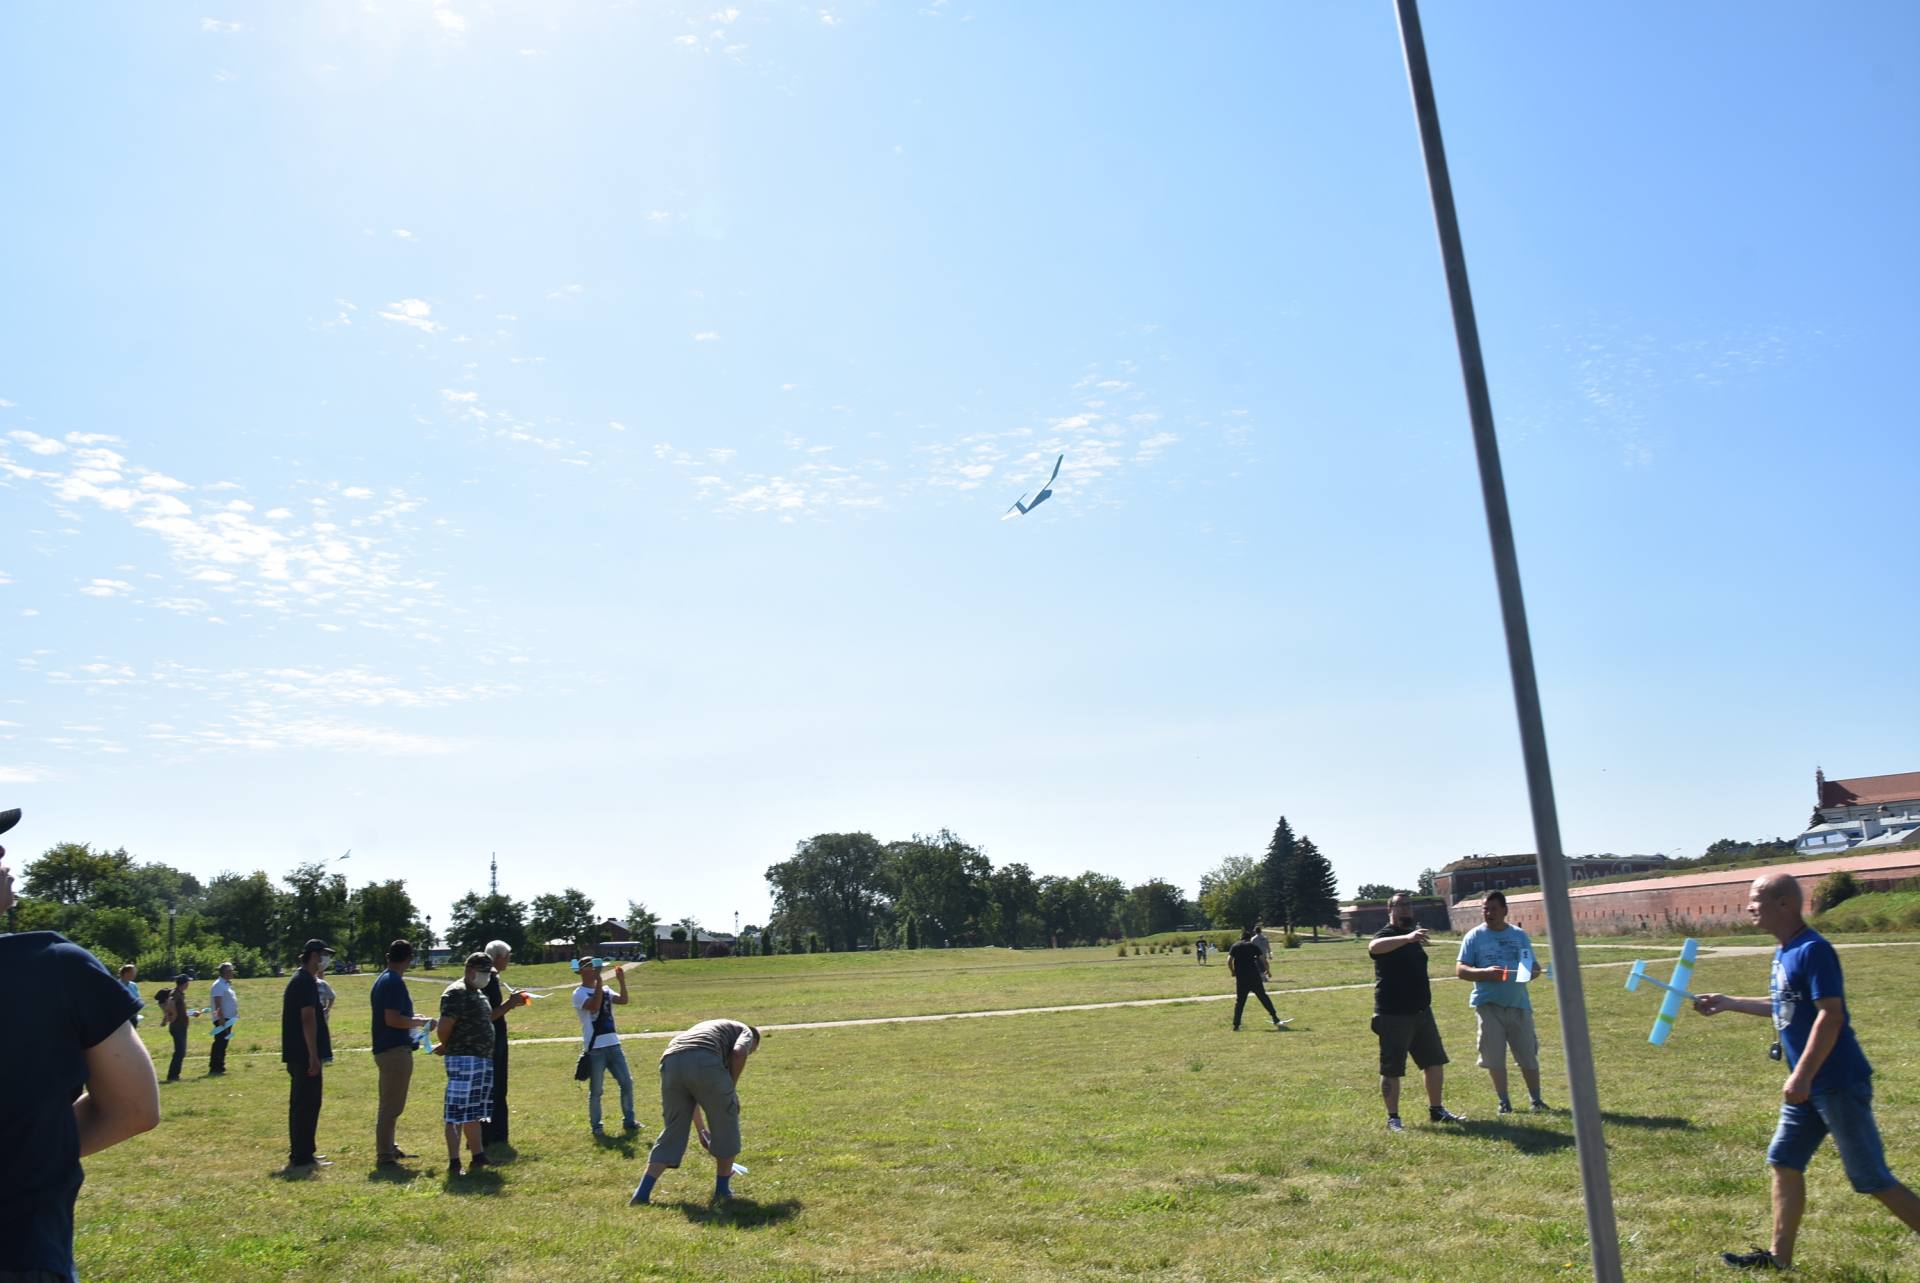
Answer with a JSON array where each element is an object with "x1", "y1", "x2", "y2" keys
[{"x1": 1694, "y1": 872, "x2": 1920, "y2": 1270}]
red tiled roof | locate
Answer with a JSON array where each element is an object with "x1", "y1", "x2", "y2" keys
[
  {"x1": 1458, "y1": 847, "x2": 1920, "y2": 906},
  {"x1": 1820, "y1": 771, "x2": 1920, "y2": 809}
]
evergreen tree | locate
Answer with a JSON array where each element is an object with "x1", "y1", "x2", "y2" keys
[
  {"x1": 903, "y1": 913, "x2": 919, "y2": 950},
  {"x1": 1259, "y1": 816, "x2": 1297, "y2": 931},
  {"x1": 1288, "y1": 835, "x2": 1342, "y2": 940}
]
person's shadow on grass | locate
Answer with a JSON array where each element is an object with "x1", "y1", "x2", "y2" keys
[
  {"x1": 1597, "y1": 1111, "x2": 1695, "y2": 1132},
  {"x1": 442, "y1": 1169, "x2": 506, "y2": 1195},
  {"x1": 676, "y1": 1197, "x2": 802, "y2": 1228},
  {"x1": 593, "y1": 1132, "x2": 639, "y2": 1157},
  {"x1": 1458, "y1": 1119, "x2": 1576, "y2": 1156},
  {"x1": 367, "y1": 1166, "x2": 421, "y2": 1185}
]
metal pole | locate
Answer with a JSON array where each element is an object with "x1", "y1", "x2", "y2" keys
[{"x1": 1391, "y1": 4, "x2": 1623, "y2": 1280}]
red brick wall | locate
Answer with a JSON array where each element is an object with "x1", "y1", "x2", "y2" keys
[{"x1": 1450, "y1": 854, "x2": 1920, "y2": 934}]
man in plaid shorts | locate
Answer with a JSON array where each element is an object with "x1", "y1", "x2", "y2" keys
[{"x1": 436, "y1": 952, "x2": 500, "y2": 1176}]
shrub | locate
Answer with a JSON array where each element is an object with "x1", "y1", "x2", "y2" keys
[
  {"x1": 1116, "y1": 941, "x2": 1130, "y2": 957},
  {"x1": 1181, "y1": 945, "x2": 1191, "y2": 955},
  {"x1": 1812, "y1": 871, "x2": 1861, "y2": 914},
  {"x1": 1282, "y1": 929, "x2": 1301, "y2": 949}
]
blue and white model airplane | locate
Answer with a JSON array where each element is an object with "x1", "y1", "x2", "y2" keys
[
  {"x1": 1002, "y1": 453, "x2": 1063, "y2": 519},
  {"x1": 1624, "y1": 937, "x2": 1699, "y2": 1046}
]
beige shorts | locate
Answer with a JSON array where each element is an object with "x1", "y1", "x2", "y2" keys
[{"x1": 1474, "y1": 1003, "x2": 1539, "y2": 1073}]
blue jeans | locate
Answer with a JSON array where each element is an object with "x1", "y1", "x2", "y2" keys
[
  {"x1": 588, "y1": 1044, "x2": 635, "y2": 1132},
  {"x1": 1768, "y1": 1081, "x2": 1897, "y2": 1193}
]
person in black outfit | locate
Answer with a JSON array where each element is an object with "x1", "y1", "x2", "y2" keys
[
  {"x1": 1227, "y1": 927, "x2": 1282, "y2": 1031},
  {"x1": 479, "y1": 940, "x2": 528, "y2": 1156},
  {"x1": 1, "y1": 806, "x2": 162, "y2": 1281},
  {"x1": 163, "y1": 974, "x2": 192, "y2": 1082},
  {"x1": 1369, "y1": 893, "x2": 1464, "y2": 1132},
  {"x1": 280, "y1": 938, "x2": 335, "y2": 1173}
]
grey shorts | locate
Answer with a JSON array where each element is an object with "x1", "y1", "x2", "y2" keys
[
  {"x1": 1373, "y1": 1009, "x2": 1449, "y2": 1077},
  {"x1": 1474, "y1": 1003, "x2": 1539, "y2": 1073},
  {"x1": 647, "y1": 1049, "x2": 741, "y2": 1167}
]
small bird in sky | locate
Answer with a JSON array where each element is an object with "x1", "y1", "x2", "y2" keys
[{"x1": 1002, "y1": 453, "x2": 1063, "y2": 520}]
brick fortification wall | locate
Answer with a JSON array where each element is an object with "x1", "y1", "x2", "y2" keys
[{"x1": 1449, "y1": 849, "x2": 1920, "y2": 934}]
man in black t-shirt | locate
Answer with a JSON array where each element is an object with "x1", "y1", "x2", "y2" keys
[
  {"x1": 1227, "y1": 927, "x2": 1282, "y2": 1031},
  {"x1": 1368, "y1": 893, "x2": 1463, "y2": 1132},
  {"x1": 1, "y1": 807, "x2": 161, "y2": 1280},
  {"x1": 281, "y1": 938, "x2": 335, "y2": 1172}
]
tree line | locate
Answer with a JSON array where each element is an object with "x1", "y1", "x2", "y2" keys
[
  {"x1": 765, "y1": 816, "x2": 1348, "y2": 952},
  {"x1": 4, "y1": 841, "x2": 672, "y2": 976}
]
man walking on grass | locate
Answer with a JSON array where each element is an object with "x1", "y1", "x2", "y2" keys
[
  {"x1": 1369, "y1": 893, "x2": 1464, "y2": 1131},
  {"x1": 1695, "y1": 872, "x2": 1920, "y2": 1270},
  {"x1": 1454, "y1": 890, "x2": 1548, "y2": 1114},
  {"x1": 1228, "y1": 927, "x2": 1282, "y2": 1031}
]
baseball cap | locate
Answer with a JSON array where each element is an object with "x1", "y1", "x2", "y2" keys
[
  {"x1": 0, "y1": 809, "x2": 19, "y2": 837},
  {"x1": 463, "y1": 951, "x2": 494, "y2": 971},
  {"x1": 301, "y1": 938, "x2": 335, "y2": 958}
]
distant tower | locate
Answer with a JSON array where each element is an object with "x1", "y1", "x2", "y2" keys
[
  {"x1": 1815, "y1": 768, "x2": 1825, "y2": 807},
  {"x1": 490, "y1": 852, "x2": 498, "y2": 897}
]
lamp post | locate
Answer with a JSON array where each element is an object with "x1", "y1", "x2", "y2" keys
[{"x1": 425, "y1": 915, "x2": 435, "y2": 969}]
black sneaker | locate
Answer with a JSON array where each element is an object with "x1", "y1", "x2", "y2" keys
[
  {"x1": 1429, "y1": 1106, "x2": 1465, "y2": 1124},
  {"x1": 1496, "y1": 1100, "x2": 1514, "y2": 1115},
  {"x1": 1721, "y1": 1248, "x2": 1781, "y2": 1270},
  {"x1": 1529, "y1": 1097, "x2": 1551, "y2": 1112}
]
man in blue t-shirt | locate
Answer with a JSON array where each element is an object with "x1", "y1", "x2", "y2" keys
[
  {"x1": 1454, "y1": 890, "x2": 1548, "y2": 1114},
  {"x1": 1695, "y1": 872, "x2": 1920, "y2": 1270},
  {"x1": 371, "y1": 939, "x2": 434, "y2": 1165},
  {"x1": 0, "y1": 807, "x2": 161, "y2": 1281}
]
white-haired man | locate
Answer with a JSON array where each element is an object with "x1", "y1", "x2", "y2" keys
[{"x1": 479, "y1": 939, "x2": 527, "y2": 1157}]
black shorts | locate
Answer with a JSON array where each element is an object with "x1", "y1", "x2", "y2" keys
[{"x1": 1372, "y1": 1008, "x2": 1448, "y2": 1077}]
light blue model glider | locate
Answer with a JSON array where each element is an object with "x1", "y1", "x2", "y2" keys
[
  {"x1": 1003, "y1": 453, "x2": 1063, "y2": 519},
  {"x1": 1624, "y1": 937, "x2": 1699, "y2": 1045}
]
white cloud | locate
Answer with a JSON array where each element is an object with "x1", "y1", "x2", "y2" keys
[
  {"x1": 819, "y1": 10, "x2": 841, "y2": 25},
  {"x1": 0, "y1": 766, "x2": 52, "y2": 784},
  {"x1": 692, "y1": 331, "x2": 720, "y2": 342},
  {"x1": 79, "y1": 578, "x2": 134, "y2": 598},
  {"x1": 200, "y1": 18, "x2": 242, "y2": 33},
  {"x1": 433, "y1": 5, "x2": 468, "y2": 34},
  {"x1": 9, "y1": 430, "x2": 65, "y2": 456},
  {"x1": 378, "y1": 299, "x2": 443, "y2": 333}
]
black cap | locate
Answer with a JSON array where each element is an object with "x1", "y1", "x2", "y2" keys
[
  {"x1": 302, "y1": 938, "x2": 335, "y2": 958},
  {"x1": 0, "y1": 808, "x2": 19, "y2": 836}
]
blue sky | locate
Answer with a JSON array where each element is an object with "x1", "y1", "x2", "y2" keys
[{"x1": 3, "y1": 2, "x2": 1915, "y2": 934}]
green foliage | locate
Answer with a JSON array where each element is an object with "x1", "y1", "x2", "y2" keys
[
  {"x1": 1198, "y1": 855, "x2": 1262, "y2": 931},
  {"x1": 1416, "y1": 867, "x2": 1437, "y2": 897},
  {"x1": 1288, "y1": 836, "x2": 1341, "y2": 940},
  {"x1": 1282, "y1": 928, "x2": 1301, "y2": 949},
  {"x1": 528, "y1": 888, "x2": 598, "y2": 950},
  {"x1": 902, "y1": 913, "x2": 919, "y2": 950},
  {"x1": 885, "y1": 830, "x2": 992, "y2": 947},
  {"x1": 1260, "y1": 817, "x2": 1297, "y2": 929},
  {"x1": 1812, "y1": 870, "x2": 1862, "y2": 914},
  {"x1": 765, "y1": 832, "x2": 888, "y2": 953},
  {"x1": 351, "y1": 879, "x2": 424, "y2": 964},
  {"x1": 202, "y1": 872, "x2": 283, "y2": 954},
  {"x1": 1117, "y1": 878, "x2": 1186, "y2": 938},
  {"x1": 446, "y1": 890, "x2": 529, "y2": 957},
  {"x1": 280, "y1": 862, "x2": 351, "y2": 961},
  {"x1": 1354, "y1": 883, "x2": 1401, "y2": 901}
]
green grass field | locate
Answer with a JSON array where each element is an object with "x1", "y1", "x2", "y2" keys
[{"x1": 86, "y1": 936, "x2": 1920, "y2": 1282}]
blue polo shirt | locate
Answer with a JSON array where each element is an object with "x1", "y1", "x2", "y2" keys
[
  {"x1": 1772, "y1": 927, "x2": 1870, "y2": 1093},
  {"x1": 370, "y1": 968, "x2": 414, "y2": 1054}
]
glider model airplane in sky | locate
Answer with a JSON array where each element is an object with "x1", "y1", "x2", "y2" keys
[{"x1": 1002, "y1": 453, "x2": 1063, "y2": 520}]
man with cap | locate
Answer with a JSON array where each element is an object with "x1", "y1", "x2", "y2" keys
[
  {"x1": 207, "y1": 961, "x2": 238, "y2": 1075},
  {"x1": 436, "y1": 951, "x2": 503, "y2": 1176},
  {"x1": 572, "y1": 956, "x2": 638, "y2": 1137},
  {"x1": 371, "y1": 939, "x2": 434, "y2": 1165},
  {"x1": 281, "y1": 938, "x2": 335, "y2": 1172},
  {"x1": 0, "y1": 806, "x2": 162, "y2": 1280},
  {"x1": 161, "y1": 973, "x2": 194, "y2": 1082}
]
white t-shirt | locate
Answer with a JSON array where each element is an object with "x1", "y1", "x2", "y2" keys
[
  {"x1": 572, "y1": 985, "x2": 622, "y2": 1049},
  {"x1": 209, "y1": 977, "x2": 237, "y2": 1021}
]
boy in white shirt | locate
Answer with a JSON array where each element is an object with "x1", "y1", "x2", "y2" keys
[{"x1": 572, "y1": 958, "x2": 637, "y2": 1137}]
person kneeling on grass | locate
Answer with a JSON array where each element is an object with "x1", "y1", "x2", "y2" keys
[
  {"x1": 436, "y1": 952, "x2": 501, "y2": 1176},
  {"x1": 631, "y1": 1019, "x2": 762, "y2": 1206}
]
